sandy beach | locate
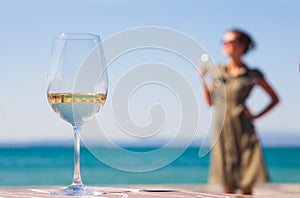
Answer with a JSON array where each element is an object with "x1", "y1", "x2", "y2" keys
[{"x1": 0, "y1": 184, "x2": 299, "y2": 198}]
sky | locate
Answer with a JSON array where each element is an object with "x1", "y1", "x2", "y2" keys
[{"x1": 0, "y1": 0, "x2": 299, "y2": 147}]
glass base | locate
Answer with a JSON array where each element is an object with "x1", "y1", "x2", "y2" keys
[{"x1": 50, "y1": 184, "x2": 103, "y2": 196}]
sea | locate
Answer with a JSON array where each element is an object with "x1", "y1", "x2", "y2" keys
[{"x1": 0, "y1": 145, "x2": 300, "y2": 186}]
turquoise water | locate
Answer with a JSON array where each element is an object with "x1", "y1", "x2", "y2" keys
[{"x1": 0, "y1": 146, "x2": 299, "y2": 186}]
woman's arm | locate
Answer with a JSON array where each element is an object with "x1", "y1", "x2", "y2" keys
[
  {"x1": 199, "y1": 66, "x2": 213, "y2": 106},
  {"x1": 244, "y1": 77, "x2": 280, "y2": 119},
  {"x1": 202, "y1": 81, "x2": 213, "y2": 106}
]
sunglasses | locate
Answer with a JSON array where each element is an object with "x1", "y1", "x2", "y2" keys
[{"x1": 222, "y1": 39, "x2": 239, "y2": 45}]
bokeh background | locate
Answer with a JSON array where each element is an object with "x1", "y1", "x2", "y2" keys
[{"x1": 0, "y1": 0, "x2": 299, "y2": 186}]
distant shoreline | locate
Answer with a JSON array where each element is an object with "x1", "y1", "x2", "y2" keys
[
  {"x1": 1, "y1": 130, "x2": 300, "y2": 148},
  {"x1": 0, "y1": 142, "x2": 299, "y2": 148}
]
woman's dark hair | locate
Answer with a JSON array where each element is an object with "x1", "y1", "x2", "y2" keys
[{"x1": 230, "y1": 29, "x2": 255, "y2": 54}]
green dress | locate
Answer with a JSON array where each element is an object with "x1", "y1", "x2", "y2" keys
[{"x1": 208, "y1": 65, "x2": 269, "y2": 190}]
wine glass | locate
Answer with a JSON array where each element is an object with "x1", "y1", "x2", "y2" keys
[{"x1": 46, "y1": 33, "x2": 107, "y2": 196}]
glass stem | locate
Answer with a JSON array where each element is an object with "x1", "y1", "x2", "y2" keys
[{"x1": 72, "y1": 126, "x2": 83, "y2": 186}]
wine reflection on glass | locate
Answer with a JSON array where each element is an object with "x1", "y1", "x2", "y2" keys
[{"x1": 46, "y1": 33, "x2": 107, "y2": 196}]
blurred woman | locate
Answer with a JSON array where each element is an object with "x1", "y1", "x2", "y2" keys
[{"x1": 199, "y1": 29, "x2": 279, "y2": 195}]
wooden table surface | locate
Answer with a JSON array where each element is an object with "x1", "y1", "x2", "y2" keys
[{"x1": 0, "y1": 184, "x2": 299, "y2": 198}]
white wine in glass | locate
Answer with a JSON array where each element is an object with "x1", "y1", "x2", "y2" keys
[{"x1": 46, "y1": 33, "x2": 107, "y2": 196}]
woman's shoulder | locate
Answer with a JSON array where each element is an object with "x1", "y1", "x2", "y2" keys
[
  {"x1": 246, "y1": 66, "x2": 265, "y2": 81},
  {"x1": 247, "y1": 66, "x2": 264, "y2": 77},
  {"x1": 206, "y1": 65, "x2": 226, "y2": 77},
  {"x1": 217, "y1": 64, "x2": 226, "y2": 69}
]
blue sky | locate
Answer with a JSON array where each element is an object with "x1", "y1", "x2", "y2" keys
[{"x1": 0, "y1": 0, "x2": 299, "y2": 146}]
